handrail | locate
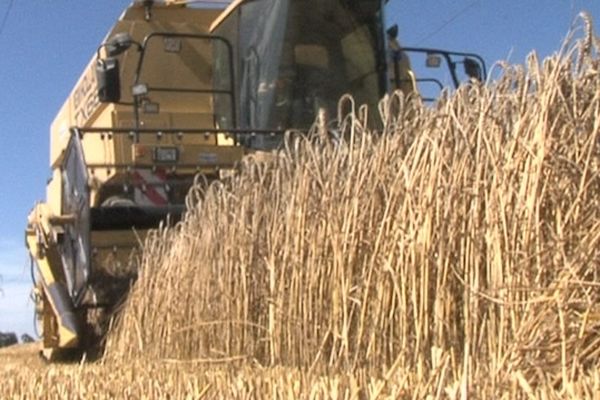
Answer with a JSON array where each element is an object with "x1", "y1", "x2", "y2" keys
[
  {"x1": 396, "y1": 47, "x2": 487, "y2": 89},
  {"x1": 74, "y1": 126, "x2": 288, "y2": 145},
  {"x1": 133, "y1": 32, "x2": 237, "y2": 128}
]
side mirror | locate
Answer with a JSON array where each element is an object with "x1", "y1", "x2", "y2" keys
[
  {"x1": 464, "y1": 57, "x2": 483, "y2": 81},
  {"x1": 387, "y1": 24, "x2": 399, "y2": 40},
  {"x1": 106, "y1": 32, "x2": 134, "y2": 57},
  {"x1": 96, "y1": 58, "x2": 121, "y2": 103}
]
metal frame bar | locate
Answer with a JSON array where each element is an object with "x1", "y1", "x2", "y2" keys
[
  {"x1": 395, "y1": 47, "x2": 487, "y2": 89},
  {"x1": 133, "y1": 32, "x2": 237, "y2": 128},
  {"x1": 75, "y1": 126, "x2": 287, "y2": 146}
]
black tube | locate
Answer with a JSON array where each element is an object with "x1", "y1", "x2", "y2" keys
[{"x1": 90, "y1": 205, "x2": 185, "y2": 231}]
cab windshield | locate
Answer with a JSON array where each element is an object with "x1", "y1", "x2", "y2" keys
[{"x1": 213, "y1": 0, "x2": 386, "y2": 139}]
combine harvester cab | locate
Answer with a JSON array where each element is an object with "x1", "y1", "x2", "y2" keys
[
  {"x1": 210, "y1": 0, "x2": 391, "y2": 141},
  {"x1": 25, "y1": 0, "x2": 485, "y2": 360}
]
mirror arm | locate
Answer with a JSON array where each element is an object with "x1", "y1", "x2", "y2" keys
[{"x1": 443, "y1": 56, "x2": 459, "y2": 89}]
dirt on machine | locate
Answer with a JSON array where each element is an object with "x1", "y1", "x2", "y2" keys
[{"x1": 24, "y1": 0, "x2": 486, "y2": 360}]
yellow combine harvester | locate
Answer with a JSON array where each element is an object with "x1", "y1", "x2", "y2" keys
[{"x1": 25, "y1": 0, "x2": 485, "y2": 359}]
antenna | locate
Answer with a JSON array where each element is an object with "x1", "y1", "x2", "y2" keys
[
  {"x1": 417, "y1": 0, "x2": 479, "y2": 45},
  {"x1": 0, "y1": 0, "x2": 14, "y2": 39}
]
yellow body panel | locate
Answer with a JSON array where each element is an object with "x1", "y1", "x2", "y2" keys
[{"x1": 49, "y1": 4, "x2": 226, "y2": 208}]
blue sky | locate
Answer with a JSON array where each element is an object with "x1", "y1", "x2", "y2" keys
[{"x1": 0, "y1": 0, "x2": 598, "y2": 336}]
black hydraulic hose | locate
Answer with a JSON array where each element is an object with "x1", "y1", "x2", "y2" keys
[{"x1": 29, "y1": 256, "x2": 40, "y2": 338}]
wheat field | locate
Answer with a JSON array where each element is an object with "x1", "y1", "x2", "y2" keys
[{"x1": 2, "y1": 15, "x2": 600, "y2": 399}]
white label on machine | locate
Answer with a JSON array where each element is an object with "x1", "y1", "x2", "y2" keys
[{"x1": 198, "y1": 152, "x2": 219, "y2": 165}]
